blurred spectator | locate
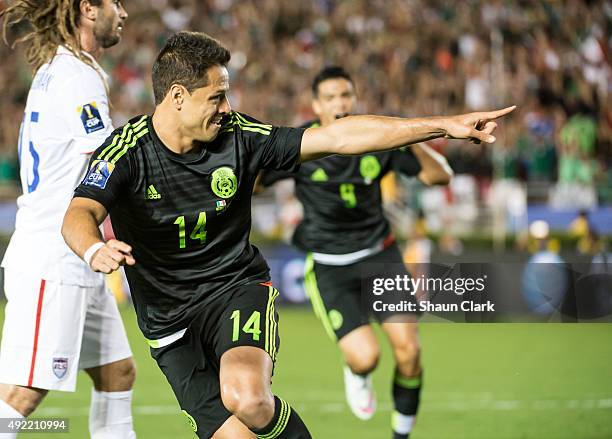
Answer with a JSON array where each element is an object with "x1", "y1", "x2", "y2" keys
[
  {"x1": 402, "y1": 210, "x2": 432, "y2": 300},
  {"x1": 589, "y1": 230, "x2": 612, "y2": 274},
  {"x1": 569, "y1": 210, "x2": 603, "y2": 255},
  {"x1": 569, "y1": 209, "x2": 592, "y2": 239},
  {"x1": 522, "y1": 220, "x2": 568, "y2": 315},
  {"x1": 403, "y1": 210, "x2": 433, "y2": 266},
  {"x1": 517, "y1": 92, "x2": 558, "y2": 183}
]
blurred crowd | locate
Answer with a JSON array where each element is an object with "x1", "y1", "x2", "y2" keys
[{"x1": 0, "y1": 0, "x2": 610, "y2": 207}]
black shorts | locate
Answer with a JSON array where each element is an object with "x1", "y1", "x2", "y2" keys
[
  {"x1": 150, "y1": 282, "x2": 280, "y2": 439},
  {"x1": 304, "y1": 243, "x2": 414, "y2": 341}
]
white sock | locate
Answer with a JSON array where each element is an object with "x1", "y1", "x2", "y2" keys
[
  {"x1": 392, "y1": 411, "x2": 414, "y2": 435},
  {"x1": 89, "y1": 389, "x2": 136, "y2": 439},
  {"x1": 0, "y1": 399, "x2": 24, "y2": 438}
]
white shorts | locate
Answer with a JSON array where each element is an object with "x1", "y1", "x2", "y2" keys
[{"x1": 0, "y1": 270, "x2": 133, "y2": 392}]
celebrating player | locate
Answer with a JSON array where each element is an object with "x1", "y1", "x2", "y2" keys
[
  {"x1": 261, "y1": 66, "x2": 453, "y2": 438},
  {"x1": 61, "y1": 31, "x2": 513, "y2": 439},
  {"x1": 0, "y1": 1, "x2": 136, "y2": 438}
]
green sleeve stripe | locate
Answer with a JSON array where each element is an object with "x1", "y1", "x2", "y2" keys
[
  {"x1": 224, "y1": 118, "x2": 270, "y2": 133},
  {"x1": 97, "y1": 115, "x2": 147, "y2": 160},
  {"x1": 394, "y1": 372, "x2": 422, "y2": 389},
  {"x1": 257, "y1": 398, "x2": 290, "y2": 439},
  {"x1": 110, "y1": 128, "x2": 149, "y2": 164},
  {"x1": 99, "y1": 115, "x2": 148, "y2": 162},
  {"x1": 220, "y1": 120, "x2": 241, "y2": 132},
  {"x1": 232, "y1": 111, "x2": 272, "y2": 130},
  {"x1": 131, "y1": 115, "x2": 149, "y2": 132},
  {"x1": 220, "y1": 113, "x2": 272, "y2": 135},
  {"x1": 104, "y1": 120, "x2": 148, "y2": 162},
  {"x1": 304, "y1": 254, "x2": 337, "y2": 341},
  {"x1": 230, "y1": 112, "x2": 272, "y2": 134},
  {"x1": 238, "y1": 125, "x2": 272, "y2": 136},
  {"x1": 97, "y1": 125, "x2": 128, "y2": 160},
  {"x1": 231, "y1": 118, "x2": 272, "y2": 134},
  {"x1": 104, "y1": 128, "x2": 135, "y2": 161}
]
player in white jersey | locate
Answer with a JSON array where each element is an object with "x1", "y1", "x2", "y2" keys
[{"x1": 0, "y1": 1, "x2": 135, "y2": 437}]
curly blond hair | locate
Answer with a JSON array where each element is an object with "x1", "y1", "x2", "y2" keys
[{"x1": 1, "y1": 0, "x2": 102, "y2": 71}]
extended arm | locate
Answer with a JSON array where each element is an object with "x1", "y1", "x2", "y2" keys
[
  {"x1": 300, "y1": 106, "x2": 515, "y2": 162},
  {"x1": 412, "y1": 143, "x2": 453, "y2": 185},
  {"x1": 62, "y1": 197, "x2": 135, "y2": 273}
]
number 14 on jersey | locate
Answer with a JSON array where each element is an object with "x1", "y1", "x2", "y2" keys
[{"x1": 173, "y1": 212, "x2": 207, "y2": 249}]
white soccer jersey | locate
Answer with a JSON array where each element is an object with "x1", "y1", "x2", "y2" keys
[{"x1": 1, "y1": 46, "x2": 114, "y2": 286}]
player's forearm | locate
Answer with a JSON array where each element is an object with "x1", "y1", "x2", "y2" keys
[
  {"x1": 412, "y1": 143, "x2": 453, "y2": 185},
  {"x1": 303, "y1": 115, "x2": 446, "y2": 161},
  {"x1": 300, "y1": 106, "x2": 515, "y2": 162},
  {"x1": 338, "y1": 116, "x2": 448, "y2": 154},
  {"x1": 61, "y1": 201, "x2": 106, "y2": 260}
]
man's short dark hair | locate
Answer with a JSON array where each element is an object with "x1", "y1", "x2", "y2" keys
[
  {"x1": 311, "y1": 66, "x2": 354, "y2": 97},
  {"x1": 152, "y1": 31, "x2": 231, "y2": 105}
]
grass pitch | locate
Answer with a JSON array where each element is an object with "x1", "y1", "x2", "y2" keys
[{"x1": 5, "y1": 305, "x2": 612, "y2": 438}]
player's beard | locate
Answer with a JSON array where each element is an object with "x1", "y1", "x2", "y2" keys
[{"x1": 94, "y1": 15, "x2": 121, "y2": 49}]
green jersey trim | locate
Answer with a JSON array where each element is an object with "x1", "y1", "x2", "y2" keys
[
  {"x1": 257, "y1": 397, "x2": 290, "y2": 439},
  {"x1": 97, "y1": 115, "x2": 149, "y2": 163},
  {"x1": 264, "y1": 286, "x2": 280, "y2": 362},
  {"x1": 304, "y1": 254, "x2": 337, "y2": 341},
  {"x1": 221, "y1": 112, "x2": 272, "y2": 135}
]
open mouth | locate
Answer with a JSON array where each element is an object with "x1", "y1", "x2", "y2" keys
[{"x1": 215, "y1": 114, "x2": 231, "y2": 128}]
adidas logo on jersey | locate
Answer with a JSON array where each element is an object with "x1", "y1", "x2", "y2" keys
[
  {"x1": 311, "y1": 168, "x2": 328, "y2": 182},
  {"x1": 147, "y1": 185, "x2": 161, "y2": 200}
]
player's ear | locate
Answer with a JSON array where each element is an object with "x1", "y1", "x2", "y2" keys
[
  {"x1": 169, "y1": 84, "x2": 185, "y2": 110},
  {"x1": 80, "y1": 0, "x2": 98, "y2": 21}
]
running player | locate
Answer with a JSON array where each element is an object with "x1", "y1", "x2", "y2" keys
[
  {"x1": 261, "y1": 66, "x2": 453, "y2": 438},
  {"x1": 0, "y1": 2, "x2": 136, "y2": 438},
  {"x1": 61, "y1": 31, "x2": 513, "y2": 439}
]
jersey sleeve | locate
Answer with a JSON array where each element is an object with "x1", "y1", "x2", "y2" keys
[
  {"x1": 55, "y1": 67, "x2": 114, "y2": 155},
  {"x1": 230, "y1": 112, "x2": 305, "y2": 172},
  {"x1": 391, "y1": 147, "x2": 422, "y2": 177},
  {"x1": 260, "y1": 169, "x2": 294, "y2": 187},
  {"x1": 73, "y1": 130, "x2": 132, "y2": 211}
]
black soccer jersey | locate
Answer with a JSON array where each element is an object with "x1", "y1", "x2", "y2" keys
[
  {"x1": 74, "y1": 111, "x2": 304, "y2": 339},
  {"x1": 262, "y1": 121, "x2": 421, "y2": 255}
]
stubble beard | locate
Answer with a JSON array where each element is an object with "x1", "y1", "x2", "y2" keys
[{"x1": 94, "y1": 17, "x2": 121, "y2": 49}]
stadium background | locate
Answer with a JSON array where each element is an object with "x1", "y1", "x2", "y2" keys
[{"x1": 0, "y1": 0, "x2": 611, "y2": 437}]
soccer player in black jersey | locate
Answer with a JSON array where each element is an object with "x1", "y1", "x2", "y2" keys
[
  {"x1": 61, "y1": 31, "x2": 514, "y2": 439},
  {"x1": 261, "y1": 66, "x2": 453, "y2": 438}
]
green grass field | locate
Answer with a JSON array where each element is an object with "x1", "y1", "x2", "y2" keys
[{"x1": 5, "y1": 305, "x2": 612, "y2": 438}]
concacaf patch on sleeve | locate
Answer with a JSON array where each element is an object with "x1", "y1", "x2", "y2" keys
[
  {"x1": 78, "y1": 102, "x2": 105, "y2": 134},
  {"x1": 82, "y1": 159, "x2": 115, "y2": 189}
]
